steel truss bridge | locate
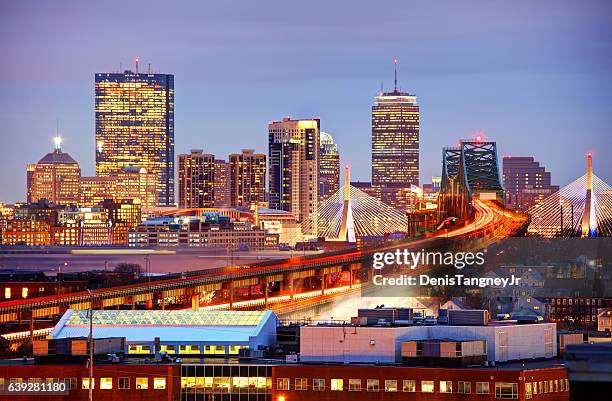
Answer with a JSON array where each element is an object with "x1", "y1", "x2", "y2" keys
[{"x1": 438, "y1": 140, "x2": 505, "y2": 222}]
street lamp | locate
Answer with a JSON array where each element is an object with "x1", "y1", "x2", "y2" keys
[{"x1": 87, "y1": 289, "x2": 93, "y2": 401}]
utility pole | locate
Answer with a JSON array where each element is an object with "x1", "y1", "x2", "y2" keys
[{"x1": 87, "y1": 289, "x2": 93, "y2": 401}]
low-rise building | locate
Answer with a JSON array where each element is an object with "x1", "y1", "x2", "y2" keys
[
  {"x1": 300, "y1": 322, "x2": 557, "y2": 363},
  {"x1": 49, "y1": 309, "x2": 278, "y2": 357},
  {"x1": 128, "y1": 214, "x2": 271, "y2": 249},
  {"x1": 598, "y1": 308, "x2": 612, "y2": 333}
]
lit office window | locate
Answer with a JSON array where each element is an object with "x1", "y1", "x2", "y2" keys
[
  {"x1": 312, "y1": 378, "x2": 325, "y2": 391},
  {"x1": 21, "y1": 287, "x2": 28, "y2": 298},
  {"x1": 421, "y1": 381, "x2": 434, "y2": 393},
  {"x1": 4, "y1": 288, "x2": 10, "y2": 299},
  {"x1": 100, "y1": 378, "x2": 112, "y2": 389},
  {"x1": 403, "y1": 380, "x2": 416, "y2": 392},
  {"x1": 525, "y1": 382, "x2": 533, "y2": 399},
  {"x1": 440, "y1": 380, "x2": 453, "y2": 393},
  {"x1": 277, "y1": 378, "x2": 289, "y2": 390},
  {"x1": 154, "y1": 378, "x2": 166, "y2": 389},
  {"x1": 330, "y1": 379, "x2": 343, "y2": 391},
  {"x1": 349, "y1": 379, "x2": 361, "y2": 391},
  {"x1": 385, "y1": 380, "x2": 397, "y2": 392},
  {"x1": 82, "y1": 378, "x2": 95, "y2": 389},
  {"x1": 136, "y1": 377, "x2": 148, "y2": 390},
  {"x1": 367, "y1": 379, "x2": 379, "y2": 392}
]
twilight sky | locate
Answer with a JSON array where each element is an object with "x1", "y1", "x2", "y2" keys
[{"x1": 1, "y1": 0, "x2": 611, "y2": 203}]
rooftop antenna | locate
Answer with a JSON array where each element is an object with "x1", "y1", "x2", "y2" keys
[
  {"x1": 393, "y1": 58, "x2": 398, "y2": 92},
  {"x1": 148, "y1": 63, "x2": 151, "y2": 74},
  {"x1": 135, "y1": 57, "x2": 140, "y2": 73}
]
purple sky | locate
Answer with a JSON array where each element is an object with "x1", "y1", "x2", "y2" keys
[{"x1": 1, "y1": 0, "x2": 611, "y2": 204}]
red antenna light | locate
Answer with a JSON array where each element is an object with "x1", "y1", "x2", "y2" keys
[
  {"x1": 587, "y1": 152, "x2": 592, "y2": 157},
  {"x1": 476, "y1": 135, "x2": 482, "y2": 142}
]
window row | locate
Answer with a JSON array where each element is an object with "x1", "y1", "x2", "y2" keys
[{"x1": 276, "y1": 378, "x2": 492, "y2": 394}]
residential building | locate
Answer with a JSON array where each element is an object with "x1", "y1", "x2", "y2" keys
[
  {"x1": 177, "y1": 150, "x2": 215, "y2": 208},
  {"x1": 268, "y1": 117, "x2": 319, "y2": 222},
  {"x1": 598, "y1": 309, "x2": 612, "y2": 332},
  {"x1": 503, "y1": 156, "x2": 559, "y2": 212},
  {"x1": 229, "y1": 149, "x2": 266, "y2": 208},
  {"x1": 214, "y1": 159, "x2": 230, "y2": 208}
]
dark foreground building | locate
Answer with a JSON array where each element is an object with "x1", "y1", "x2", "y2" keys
[{"x1": 0, "y1": 359, "x2": 569, "y2": 401}]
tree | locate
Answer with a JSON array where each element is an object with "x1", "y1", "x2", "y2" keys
[
  {"x1": 0, "y1": 336, "x2": 13, "y2": 358},
  {"x1": 15, "y1": 341, "x2": 32, "y2": 358},
  {"x1": 113, "y1": 263, "x2": 143, "y2": 274}
]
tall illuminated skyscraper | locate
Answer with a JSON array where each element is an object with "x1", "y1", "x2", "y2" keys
[
  {"x1": 95, "y1": 68, "x2": 174, "y2": 206},
  {"x1": 268, "y1": 117, "x2": 319, "y2": 222},
  {"x1": 229, "y1": 149, "x2": 266, "y2": 208},
  {"x1": 27, "y1": 137, "x2": 81, "y2": 205},
  {"x1": 318, "y1": 131, "x2": 340, "y2": 203},
  {"x1": 214, "y1": 160, "x2": 230, "y2": 208},
  {"x1": 371, "y1": 60, "x2": 419, "y2": 188},
  {"x1": 177, "y1": 150, "x2": 215, "y2": 208}
]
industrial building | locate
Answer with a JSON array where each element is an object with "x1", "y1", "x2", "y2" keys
[
  {"x1": 48, "y1": 309, "x2": 278, "y2": 357},
  {"x1": 300, "y1": 320, "x2": 556, "y2": 363}
]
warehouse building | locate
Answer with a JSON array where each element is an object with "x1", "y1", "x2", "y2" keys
[
  {"x1": 49, "y1": 309, "x2": 277, "y2": 356},
  {"x1": 299, "y1": 322, "x2": 556, "y2": 363}
]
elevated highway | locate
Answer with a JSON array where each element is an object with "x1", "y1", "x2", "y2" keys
[{"x1": 0, "y1": 199, "x2": 528, "y2": 344}]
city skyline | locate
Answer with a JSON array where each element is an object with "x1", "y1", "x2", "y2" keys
[{"x1": 1, "y1": 0, "x2": 612, "y2": 204}]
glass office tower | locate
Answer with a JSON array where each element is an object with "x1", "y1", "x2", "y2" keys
[{"x1": 95, "y1": 71, "x2": 175, "y2": 206}]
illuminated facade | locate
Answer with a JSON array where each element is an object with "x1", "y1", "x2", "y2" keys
[
  {"x1": 178, "y1": 150, "x2": 216, "y2": 208},
  {"x1": 318, "y1": 131, "x2": 340, "y2": 203},
  {"x1": 115, "y1": 166, "x2": 158, "y2": 208},
  {"x1": 371, "y1": 64, "x2": 419, "y2": 188},
  {"x1": 95, "y1": 71, "x2": 175, "y2": 206},
  {"x1": 229, "y1": 149, "x2": 266, "y2": 208},
  {"x1": 102, "y1": 199, "x2": 142, "y2": 245},
  {"x1": 214, "y1": 159, "x2": 230, "y2": 208},
  {"x1": 268, "y1": 118, "x2": 319, "y2": 222},
  {"x1": 27, "y1": 140, "x2": 81, "y2": 205},
  {"x1": 79, "y1": 167, "x2": 157, "y2": 208},
  {"x1": 503, "y1": 157, "x2": 559, "y2": 212},
  {"x1": 79, "y1": 176, "x2": 116, "y2": 206},
  {"x1": 58, "y1": 207, "x2": 112, "y2": 245}
]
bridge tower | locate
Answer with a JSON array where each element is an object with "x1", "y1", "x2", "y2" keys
[
  {"x1": 438, "y1": 139, "x2": 505, "y2": 223},
  {"x1": 338, "y1": 164, "x2": 356, "y2": 242},
  {"x1": 581, "y1": 152, "x2": 596, "y2": 237}
]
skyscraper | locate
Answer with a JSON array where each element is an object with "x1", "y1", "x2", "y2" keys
[
  {"x1": 214, "y1": 159, "x2": 230, "y2": 208},
  {"x1": 268, "y1": 117, "x2": 319, "y2": 222},
  {"x1": 502, "y1": 156, "x2": 559, "y2": 212},
  {"x1": 27, "y1": 137, "x2": 81, "y2": 205},
  {"x1": 95, "y1": 69, "x2": 175, "y2": 206},
  {"x1": 371, "y1": 60, "x2": 419, "y2": 188},
  {"x1": 318, "y1": 131, "x2": 340, "y2": 203},
  {"x1": 177, "y1": 150, "x2": 215, "y2": 208},
  {"x1": 229, "y1": 149, "x2": 266, "y2": 208}
]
